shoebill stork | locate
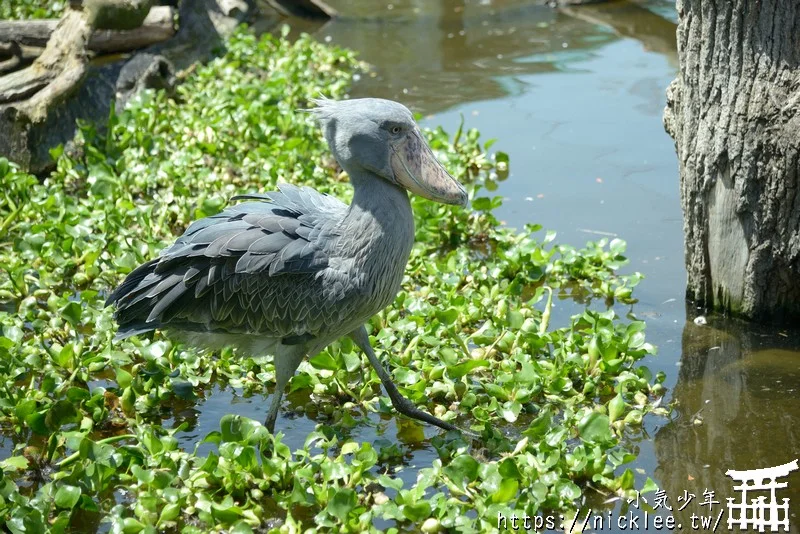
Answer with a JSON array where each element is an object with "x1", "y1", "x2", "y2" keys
[{"x1": 106, "y1": 97, "x2": 471, "y2": 435}]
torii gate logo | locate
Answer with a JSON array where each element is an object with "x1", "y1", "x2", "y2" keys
[{"x1": 726, "y1": 459, "x2": 798, "y2": 532}]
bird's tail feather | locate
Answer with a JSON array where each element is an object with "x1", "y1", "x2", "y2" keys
[
  {"x1": 113, "y1": 323, "x2": 161, "y2": 341},
  {"x1": 106, "y1": 258, "x2": 164, "y2": 338},
  {"x1": 106, "y1": 258, "x2": 159, "y2": 307}
]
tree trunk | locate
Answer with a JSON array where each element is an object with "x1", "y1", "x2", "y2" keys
[{"x1": 664, "y1": 0, "x2": 800, "y2": 323}]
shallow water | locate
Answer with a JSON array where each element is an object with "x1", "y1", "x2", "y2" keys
[{"x1": 218, "y1": 0, "x2": 800, "y2": 529}]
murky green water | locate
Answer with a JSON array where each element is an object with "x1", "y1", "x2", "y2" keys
[{"x1": 210, "y1": 0, "x2": 798, "y2": 529}]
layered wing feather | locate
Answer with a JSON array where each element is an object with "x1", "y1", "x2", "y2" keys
[{"x1": 106, "y1": 184, "x2": 349, "y2": 340}]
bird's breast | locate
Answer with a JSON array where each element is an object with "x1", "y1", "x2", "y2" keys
[{"x1": 330, "y1": 213, "x2": 415, "y2": 318}]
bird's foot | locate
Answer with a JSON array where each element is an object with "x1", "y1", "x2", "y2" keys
[{"x1": 390, "y1": 393, "x2": 479, "y2": 439}]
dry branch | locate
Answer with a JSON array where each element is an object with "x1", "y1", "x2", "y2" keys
[
  {"x1": 0, "y1": 43, "x2": 44, "y2": 75},
  {"x1": 0, "y1": 6, "x2": 175, "y2": 55},
  {"x1": 0, "y1": 9, "x2": 93, "y2": 111}
]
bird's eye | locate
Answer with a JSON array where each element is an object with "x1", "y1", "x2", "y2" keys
[{"x1": 391, "y1": 125, "x2": 402, "y2": 134}]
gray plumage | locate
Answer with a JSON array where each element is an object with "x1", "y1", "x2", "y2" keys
[{"x1": 107, "y1": 97, "x2": 471, "y2": 435}]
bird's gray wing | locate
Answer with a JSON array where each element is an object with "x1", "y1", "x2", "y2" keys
[{"x1": 107, "y1": 184, "x2": 350, "y2": 339}]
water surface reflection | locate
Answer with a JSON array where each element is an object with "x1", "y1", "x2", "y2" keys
[
  {"x1": 314, "y1": 0, "x2": 677, "y2": 114},
  {"x1": 656, "y1": 316, "x2": 800, "y2": 531}
]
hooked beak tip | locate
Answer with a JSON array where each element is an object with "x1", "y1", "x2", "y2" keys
[
  {"x1": 434, "y1": 183, "x2": 468, "y2": 207},
  {"x1": 455, "y1": 188, "x2": 469, "y2": 208}
]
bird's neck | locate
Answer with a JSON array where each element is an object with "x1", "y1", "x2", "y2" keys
[
  {"x1": 339, "y1": 170, "x2": 415, "y2": 261},
  {"x1": 338, "y1": 170, "x2": 416, "y2": 309},
  {"x1": 346, "y1": 170, "x2": 413, "y2": 227}
]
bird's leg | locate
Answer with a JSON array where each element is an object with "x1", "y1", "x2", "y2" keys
[
  {"x1": 350, "y1": 326, "x2": 478, "y2": 438},
  {"x1": 264, "y1": 390, "x2": 282, "y2": 433},
  {"x1": 264, "y1": 347, "x2": 307, "y2": 433}
]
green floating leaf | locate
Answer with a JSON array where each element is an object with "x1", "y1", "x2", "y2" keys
[
  {"x1": 60, "y1": 301, "x2": 82, "y2": 326},
  {"x1": 230, "y1": 521, "x2": 254, "y2": 534},
  {"x1": 327, "y1": 488, "x2": 356, "y2": 522},
  {"x1": 46, "y1": 400, "x2": 81, "y2": 430},
  {"x1": 447, "y1": 359, "x2": 489, "y2": 379},
  {"x1": 115, "y1": 367, "x2": 133, "y2": 389},
  {"x1": 641, "y1": 477, "x2": 659, "y2": 494},
  {"x1": 402, "y1": 500, "x2": 432, "y2": 522},
  {"x1": 25, "y1": 411, "x2": 49, "y2": 435},
  {"x1": 618, "y1": 468, "x2": 635, "y2": 490},
  {"x1": 219, "y1": 415, "x2": 266, "y2": 444},
  {"x1": 608, "y1": 393, "x2": 625, "y2": 422},
  {"x1": 556, "y1": 480, "x2": 581, "y2": 502},
  {"x1": 342, "y1": 350, "x2": 361, "y2": 373},
  {"x1": 435, "y1": 307, "x2": 459, "y2": 325},
  {"x1": 471, "y1": 197, "x2": 493, "y2": 211},
  {"x1": 54, "y1": 485, "x2": 81, "y2": 509},
  {"x1": 121, "y1": 517, "x2": 145, "y2": 533},
  {"x1": 211, "y1": 503, "x2": 244, "y2": 524},
  {"x1": 378, "y1": 474, "x2": 403, "y2": 491},
  {"x1": 577, "y1": 412, "x2": 613, "y2": 444},
  {"x1": 491, "y1": 478, "x2": 519, "y2": 503},
  {"x1": 131, "y1": 464, "x2": 154, "y2": 484},
  {"x1": 444, "y1": 455, "x2": 479, "y2": 491},
  {"x1": 309, "y1": 352, "x2": 339, "y2": 371},
  {"x1": 0, "y1": 456, "x2": 29, "y2": 472},
  {"x1": 610, "y1": 238, "x2": 627, "y2": 255},
  {"x1": 159, "y1": 502, "x2": 181, "y2": 524}
]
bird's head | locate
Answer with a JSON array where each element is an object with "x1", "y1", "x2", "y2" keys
[{"x1": 310, "y1": 97, "x2": 468, "y2": 207}]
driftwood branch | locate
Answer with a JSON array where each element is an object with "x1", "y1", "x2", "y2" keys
[
  {"x1": 91, "y1": 5, "x2": 175, "y2": 53},
  {"x1": 0, "y1": 8, "x2": 93, "y2": 112},
  {"x1": 0, "y1": 20, "x2": 55, "y2": 48},
  {"x1": 0, "y1": 43, "x2": 44, "y2": 75},
  {"x1": 0, "y1": 0, "x2": 254, "y2": 174},
  {"x1": 0, "y1": 6, "x2": 176, "y2": 54}
]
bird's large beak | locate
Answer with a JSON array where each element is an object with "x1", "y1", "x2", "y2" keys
[{"x1": 390, "y1": 129, "x2": 468, "y2": 207}]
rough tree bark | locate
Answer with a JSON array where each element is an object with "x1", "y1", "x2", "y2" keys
[{"x1": 664, "y1": 0, "x2": 800, "y2": 323}]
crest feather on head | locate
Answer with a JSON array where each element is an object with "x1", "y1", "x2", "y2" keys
[{"x1": 306, "y1": 95, "x2": 338, "y2": 121}]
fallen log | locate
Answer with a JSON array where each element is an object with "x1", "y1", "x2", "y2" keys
[{"x1": 0, "y1": 6, "x2": 176, "y2": 56}]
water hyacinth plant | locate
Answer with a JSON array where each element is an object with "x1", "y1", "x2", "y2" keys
[
  {"x1": 0, "y1": 0, "x2": 64, "y2": 20},
  {"x1": 0, "y1": 28, "x2": 667, "y2": 533}
]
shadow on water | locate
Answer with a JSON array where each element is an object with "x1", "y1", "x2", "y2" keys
[{"x1": 655, "y1": 313, "x2": 800, "y2": 531}]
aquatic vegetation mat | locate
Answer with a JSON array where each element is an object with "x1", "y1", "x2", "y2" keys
[
  {"x1": 0, "y1": 0, "x2": 64, "y2": 20},
  {"x1": 0, "y1": 28, "x2": 666, "y2": 533}
]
